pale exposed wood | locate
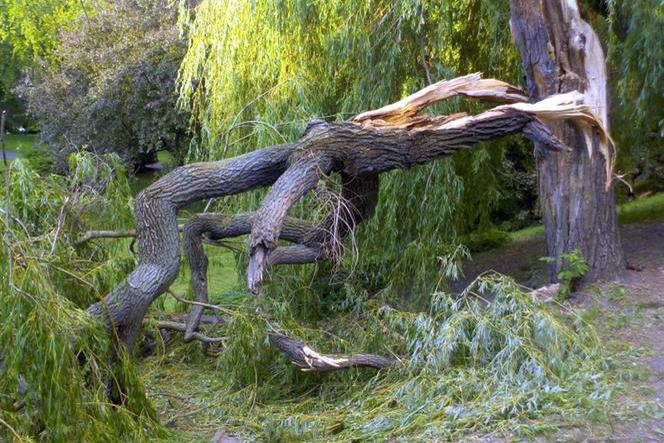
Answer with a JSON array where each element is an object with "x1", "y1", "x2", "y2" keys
[
  {"x1": 527, "y1": 283, "x2": 560, "y2": 302},
  {"x1": 269, "y1": 333, "x2": 392, "y2": 371},
  {"x1": 353, "y1": 73, "x2": 528, "y2": 128}
]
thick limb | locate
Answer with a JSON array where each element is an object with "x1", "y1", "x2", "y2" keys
[
  {"x1": 184, "y1": 174, "x2": 379, "y2": 336},
  {"x1": 247, "y1": 152, "x2": 335, "y2": 292},
  {"x1": 87, "y1": 144, "x2": 296, "y2": 350}
]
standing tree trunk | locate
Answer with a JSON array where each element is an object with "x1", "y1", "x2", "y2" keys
[{"x1": 509, "y1": 0, "x2": 625, "y2": 283}]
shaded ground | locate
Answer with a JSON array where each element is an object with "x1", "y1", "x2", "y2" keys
[
  {"x1": 451, "y1": 220, "x2": 664, "y2": 293},
  {"x1": 454, "y1": 221, "x2": 664, "y2": 441}
]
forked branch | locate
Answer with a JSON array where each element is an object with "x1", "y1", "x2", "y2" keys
[{"x1": 85, "y1": 73, "x2": 611, "y2": 354}]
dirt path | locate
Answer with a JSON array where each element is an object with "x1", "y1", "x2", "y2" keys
[{"x1": 451, "y1": 221, "x2": 664, "y2": 292}]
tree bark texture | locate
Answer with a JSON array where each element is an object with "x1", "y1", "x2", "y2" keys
[
  {"x1": 510, "y1": 0, "x2": 625, "y2": 283},
  {"x1": 85, "y1": 73, "x2": 605, "y2": 350}
]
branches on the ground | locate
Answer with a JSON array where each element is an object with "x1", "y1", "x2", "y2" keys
[
  {"x1": 269, "y1": 333, "x2": 393, "y2": 371},
  {"x1": 152, "y1": 320, "x2": 227, "y2": 344}
]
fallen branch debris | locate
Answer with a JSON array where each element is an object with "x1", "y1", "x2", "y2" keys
[{"x1": 269, "y1": 333, "x2": 393, "y2": 371}]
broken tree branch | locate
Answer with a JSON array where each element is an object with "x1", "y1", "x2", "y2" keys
[
  {"x1": 85, "y1": 73, "x2": 612, "y2": 353},
  {"x1": 269, "y1": 333, "x2": 393, "y2": 371},
  {"x1": 152, "y1": 320, "x2": 227, "y2": 344}
]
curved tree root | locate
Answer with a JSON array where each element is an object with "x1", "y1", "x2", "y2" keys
[{"x1": 85, "y1": 73, "x2": 607, "y2": 355}]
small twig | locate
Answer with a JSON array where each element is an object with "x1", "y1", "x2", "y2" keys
[
  {"x1": 74, "y1": 229, "x2": 137, "y2": 245},
  {"x1": 0, "y1": 208, "x2": 33, "y2": 239},
  {"x1": 420, "y1": 36, "x2": 433, "y2": 84},
  {"x1": 1, "y1": 110, "x2": 11, "y2": 286},
  {"x1": 166, "y1": 290, "x2": 236, "y2": 315},
  {"x1": 165, "y1": 406, "x2": 206, "y2": 427},
  {"x1": 150, "y1": 320, "x2": 227, "y2": 344},
  {"x1": 0, "y1": 415, "x2": 24, "y2": 442},
  {"x1": 49, "y1": 197, "x2": 69, "y2": 256},
  {"x1": 74, "y1": 225, "x2": 184, "y2": 245},
  {"x1": 613, "y1": 172, "x2": 634, "y2": 194}
]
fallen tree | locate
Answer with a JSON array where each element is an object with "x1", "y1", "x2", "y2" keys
[{"x1": 85, "y1": 73, "x2": 611, "y2": 359}]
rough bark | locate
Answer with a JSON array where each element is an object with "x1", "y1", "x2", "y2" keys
[
  {"x1": 510, "y1": 0, "x2": 625, "y2": 283},
  {"x1": 85, "y1": 73, "x2": 601, "y2": 351}
]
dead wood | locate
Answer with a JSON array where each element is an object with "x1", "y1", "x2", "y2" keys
[{"x1": 269, "y1": 333, "x2": 393, "y2": 371}]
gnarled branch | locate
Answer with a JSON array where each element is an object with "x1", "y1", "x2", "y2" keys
[{"x1": 84, "y1": 73, "x2": 608, "y2": 353}]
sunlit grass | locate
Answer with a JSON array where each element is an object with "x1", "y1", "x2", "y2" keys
[
  {"x1": 618, "y1": 192, "x2": 664, "y2": 224},
  {"x1": 2, "y1": 133, "x2": 38, "y2": 154},
  {"x1": 508, "y1": 192, "x2": 664, "y2": 243},
  {"x1": 0, "y1": 134, "x2": 40, "y2": 171}
]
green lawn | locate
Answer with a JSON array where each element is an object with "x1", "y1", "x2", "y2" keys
[
  {"x1": 168, "y1": 244, "x2": 243, "y2": 305},
  {"x1": 617, "y1": 192, "x2": 664, "y2": 224},
  {"x1": 1, "y1": 133, "x2": 39, "y2": 161},
  {"x1": 3, "y1": 133, "x2": 38, "y2": 153},
  {"x1": 510, "y1": 192, "x2": 664, "y2": 242}
]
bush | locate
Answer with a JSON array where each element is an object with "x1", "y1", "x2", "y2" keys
[{"x1": 16, "y1": 0, "x2": 191, "y2": 172}]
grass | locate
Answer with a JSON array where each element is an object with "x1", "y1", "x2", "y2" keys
[
  {"x1": 617, "y1": 192, "x2": 664, "y2": 224},
  {"x1": 169, "y1": 244, "x2": 241, "y2": 304},
  {"x1": 2, "y1": 133, "x2": 39, "y2": 154},
  {"x1": 0, "y1": 134, "x2": 40, "y2": 170},
  {"x1": 508, "y1": 192, "x2": 664, "y2": 243}
]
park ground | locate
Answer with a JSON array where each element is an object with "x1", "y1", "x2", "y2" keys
[{"x1": 147, "y1": 194, "x2": 664, "y2": 441}]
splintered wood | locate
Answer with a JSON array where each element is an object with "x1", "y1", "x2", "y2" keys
[{"x1": 351, "y1": 72, "x2": 615, "y2": 185}]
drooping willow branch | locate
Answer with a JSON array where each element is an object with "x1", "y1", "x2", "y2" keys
[{"x1": 85, "y1": 73, "x2": 609, "y2": 353}]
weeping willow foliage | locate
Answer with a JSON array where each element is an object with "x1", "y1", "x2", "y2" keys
[
  {"x1": 0, "y1": 154, "x2": 160, "y2": 441},
  {"x1": 603, "y1": 0, "x2": 664, "y2": 188}
]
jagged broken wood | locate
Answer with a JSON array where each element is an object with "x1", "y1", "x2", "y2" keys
[
  {"x1": 269, "y1": 333, "x2": 392, "y2": 371},
  {"x1": 84, "y1": 72, "x2": 612, "y2": 353}
]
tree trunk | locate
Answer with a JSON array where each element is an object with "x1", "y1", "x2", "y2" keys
[{"x1": 509, "y1": 0, "x2": 625, "y2": 283}]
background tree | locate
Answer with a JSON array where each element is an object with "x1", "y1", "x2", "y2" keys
[
  {"x1": 0, "y1": 0, "x2": 91, "y2": 130},
  {"x1": 603, "y1": 0, "x2": 664, "y2": 193},
  {"x1": 16, "y1": 0, "x2": 190, "y2": 171}
]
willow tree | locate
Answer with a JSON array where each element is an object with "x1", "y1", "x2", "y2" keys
[
  {"x1": 510, "y1": 0, "x2": 625, "y2": 282},
  {"x1": 77, "y1": 0, "x2": 623, "y2": 349}
]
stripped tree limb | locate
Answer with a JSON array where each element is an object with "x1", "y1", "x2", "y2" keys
[
  {"x1": 269, "y1": 333, "x2": 392, "y2": 371},
  {"x1": 75, "y1": 225, "x2": 185, "y2": 245},
  {"x1": 75, "y1": 229, "x2": 137, "y2": 245},
  {"x1": 85, "y1": 73, "x2": 612, "y2": 352}
]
